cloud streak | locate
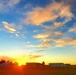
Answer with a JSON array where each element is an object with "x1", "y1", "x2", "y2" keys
[
  {"x1": 33, "y1": 33, "x2": 50, "y2": 39},
  {"x1": 2, "y1": 21, "x2": 23, "y2": 37},
  {"x1": 23, "y1": 1, "x2": 73, "y2": 26},
  {"x1": 0, "y1": 0, "x2": 20, "y2": 12},
  {"x1": 2, "y1": 21, "x2": 16, "y2": 33},
  {"x1": 29, "y1": 54, "x2": 42, "y2": 59},
  {"x1": 68, "y1": 24, "x2": 76, "y2": 32},
  {"x1": 41, "y1": 38, "x2": 76, "y2": 48}
]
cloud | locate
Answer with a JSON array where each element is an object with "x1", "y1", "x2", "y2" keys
[
  {"x1": 2, "y1": 21, "x2": 23, "y2": 38},
  {"x1": 0, "y1": 0, "x2": 20, "y2": 12},
  {"x1": 33, "y1": 30, "x2": 38, "y2": 33},
  {"x1": 50, "y1": 37, "x2": 76, "y2": 48},
  {"x1": 25, "y1": 39, "x2": 51, "y2": 49},
  {"x1": 25, "y1": 43, "x2": 50, "y2": 49},
  {"x1": 50, "y1": 37, "x2": 76, "y2": 47},
  {"x1": 25, "y1": 36, "x2": 76, "y2": 52},
  {"x1": 8, "y1": 0, "x2": 20, "y2": 6},
  {"x1": 27, "y1": 42, "x2": 30, "y2": 44},
  {"x1": 44, "y1": 18, "x2": 71, "y2": 30},
  {"x1": 68, "y1": 24, "x2": 76, "y2": 32},
  {"x1": 55, "y1": 0, "x2": 76, "y2": 9},
  {"x1": 54, "y1": 31, "x2": 63, "y2": 36},
  {"x1": 15, "y1": 33, "x2": 19, "y2": 37},
  {"x1": 21, "y1": 34, "x2": 26, "y2": 38},
  {"x1": 2, "y1": 21, "x2": 16, "y2": 33},
  {"x1": 36, "y1": 49, "x2": 44, "y2": 52},
  {"x1": 36, "y1": 37, "x2": 76, "y2": 48},
  {"x1": 25, "y1": 45, "x2": 42, "y2": 48},
  {"x1": 33, "y1": 33, "x2": 50, "y2": 39},
  {"x1": 16, "y1": 25, "x2": 23, "y2": 30},
  {"x1": 0, "y1": 28, "x2": 5, "y2": 31},
  {"x1": 23, "y1": 1, "x2": 73, "y2": 26},
  {"x1": 39, "y1": 39, "x2": 51, "y2": 48},
  {"x1": 22, "y1": 0, "x2": 75, "y2": 50},
  {"x1": 29, "y1": 53, "x2": 42, "y2": 59}
]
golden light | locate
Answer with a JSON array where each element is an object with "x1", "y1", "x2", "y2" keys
[
  {"x1": 15, "y1": 56, "x2": 27, "y2": 66},
  {"x1": 16, "y1": 60, "x2": 25, "y2": 66},
  {"x1": 18, "y1": 63, "x2": 22, "y2": 66},
  {"x1": 11, "y1": 55, "x2": 38, "y2": 66}
]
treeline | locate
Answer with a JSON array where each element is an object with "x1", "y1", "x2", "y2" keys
[{"x1": 0, "y1": 60, "x2": 12, "y2": 64}]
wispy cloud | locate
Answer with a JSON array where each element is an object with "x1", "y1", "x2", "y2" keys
[
  {"x1": 25, "y1": 39, "x2": 51, "y2": 49},
  {"x1": 15, "y1": 33, "x2": 19, "y2": 37},
  {"x1": 29, "y1": 54, "x2": 42, "y2": 59},
  {"x1": 8, "y1": 0, "x2": 20, "y2": 6},
  {"x1": 33, "y1": 30, "x2": 38, "y2": 33},
  {"x1": 41, "y1": 38, "x2": 76, "y2": 47},
  {"x1": 33, "y1": 33, "x2": 50, "y2": 39},
  {"x1": 0, "y1": 0, "x2": 20, "y2": 12},
  {"x1": 68, "y1": 24, "x2": 76, "y2": 32},
  {"x1": 54, "y1": 31, "x2": 63, "y2": 36},
  {"x1": 28, "y1": 37, "x2": 76, "y2": 50},
  {"x1": 27, "y1": 42, "x2": 30, "y2": 44},
  {"x1": 0, "y1": 28, "x2": 5, "y2": 31},
  {"x1": 23, "y1": 1, "x2": 73, "y2": 26},
  {"x1": 2, "y1": 21, "x2": 23, "y2": 37},
  {"x1": 39, "y1": 39, "x2": 51, "y2": 48},
  {"x1": 44, "y1": 18, "x2": 71, "y2": 30},
  {"x1": 2, "y1": 21, "x2": 16, "y2": 33},
  {"x1": 54, "y1": 38, "x2": 76, "y2": 47}
]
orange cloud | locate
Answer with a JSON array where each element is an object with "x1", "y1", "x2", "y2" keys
[
  {"x1": 29, "y1": 54, "x2": 42, "y2": 59},
  {"x1": 39, "y1": 39, "x2": 51, "y2": 48},
  {"x1": 52, "y1": 38, "x2": 76, "y2": 47},
  {"x1": 23, "y1": 1, "x2": 73, "y2": 26},
  {"x1": 37, "y1": 38, "x2": 76, "y2": 48},
  {"x1": 33, "y1": 33, "x2": 50, "y2": 39},
  {"x1": 44, "y1": 18, "x2": 70, "y2": 30},
  {"x1": 54, "y1": 31, "x2": 63, "y2": 35}
]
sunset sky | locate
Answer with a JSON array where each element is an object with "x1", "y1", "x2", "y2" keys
[{"x1": 0, "y1": 0, "x2": 76, "y2": 65}]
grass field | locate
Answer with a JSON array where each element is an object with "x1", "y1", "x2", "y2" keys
[{"x1": 0, "y1": 65, "x2": 76, "y2": 75}]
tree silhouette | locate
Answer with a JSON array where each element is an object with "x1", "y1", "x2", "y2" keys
[{"x1": 0, "y1": 60, "x2": 6, "y2": 64}]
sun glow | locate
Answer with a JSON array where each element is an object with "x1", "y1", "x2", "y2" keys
[
  {"x1": 16, "y1": 60, "x2": 26, "y2": 66},
  {"x1": 14, "y1": 56, "x2": 28, "y2": 66},
  {"x1": 18, "y1": 63, "x2": 22, "y2": 66}
]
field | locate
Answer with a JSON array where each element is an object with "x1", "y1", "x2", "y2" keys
[{"x1": 0, "y1": 65, "x2": 76, "y2": 75}]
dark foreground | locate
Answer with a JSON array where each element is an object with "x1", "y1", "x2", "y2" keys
[{"x1": 0, "y1": 65, "x2": 76, "y2": 75}]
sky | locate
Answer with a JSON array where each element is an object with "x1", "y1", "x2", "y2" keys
[{"x1": 0, "y1": 0, "x2": 76, "y2": 65}]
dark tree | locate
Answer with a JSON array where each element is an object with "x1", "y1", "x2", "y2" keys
[{"x1": 0, "y1": 60, "x2": 6, "y2": 64}]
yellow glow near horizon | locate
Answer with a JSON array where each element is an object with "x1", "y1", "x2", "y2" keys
[
  {"x1": 14, "y1": 55, "x2": 31, "y2": 65},
  {"x1": 15, "y1": 58, "x2": 26, "y2": 65},
  {"x1": 1, "y1": 54, "x2": 76, "y2": 65},
  {"x1": 18, "y1": 63, "x2": 22, "y2": 66}
]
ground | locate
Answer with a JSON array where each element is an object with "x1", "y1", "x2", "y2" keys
[{"x1": 0, "y1": 65, "x2": 76, "y2": 75}]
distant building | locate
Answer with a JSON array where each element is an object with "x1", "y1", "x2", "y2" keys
[
  {"x1": 65, "y1": 64, "x2": 71, "y2": 67},
  {"x1": 42, "y1": 61, "x2": 45, "y2": 66},
  {"x1": 72, "y1": 65, "x2": 76, "y2": 67},
  {"x1": 26, "y1": 62, "x2": 45, "y2": 67},
  {"x1": 49, "y1": 63, "x2": 66, "y2": 67}
]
